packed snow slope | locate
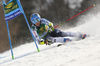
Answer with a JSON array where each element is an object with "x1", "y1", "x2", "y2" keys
[{"x1": 0, "y1": 13, "x2": 100, "y2": 66}]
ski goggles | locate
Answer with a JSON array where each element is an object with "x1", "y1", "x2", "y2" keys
[{"x1": 32, "y1": 18, "x2": 41, "y2": 24}]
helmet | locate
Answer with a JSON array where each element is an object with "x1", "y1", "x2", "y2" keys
[{"x1": 30, "y1": 13, "x2": 41, "y2": 24}]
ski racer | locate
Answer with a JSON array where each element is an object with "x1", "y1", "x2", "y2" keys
[{"x1": 30, "y1": 13, "x2": 87, "y2": 45}]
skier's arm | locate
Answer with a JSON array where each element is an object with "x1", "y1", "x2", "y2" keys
[
  {"x1": 41, "y1": 18, "x2": 54, "y2": 32},
  {"x1": 41, "y1": 18, "x2": 53, "y2": 27},
  {"x1": 31, "y1": 29, "x2": 45, "y2": 45}
]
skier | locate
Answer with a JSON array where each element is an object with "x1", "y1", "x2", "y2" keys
[{"x1": 30, "y1": 13, "x2": 87, "y2": 45}]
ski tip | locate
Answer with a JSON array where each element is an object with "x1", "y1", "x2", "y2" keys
[{"x1": 93, "y1": 4, "x2": 95, "y2": 6}]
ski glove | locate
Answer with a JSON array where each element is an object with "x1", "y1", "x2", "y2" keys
[
  {"x1": 48, "y1": 22, "x2": 54, "y2": 32},
  {"x1": 49, "y1": 22, "x2": 53, "y2": 27},
  {"x1": 39, "y1": 39, "x2": 53, "y2": 45},
  {"x1": 39, "y1": 39, "x2": 45, "y2": 45}
]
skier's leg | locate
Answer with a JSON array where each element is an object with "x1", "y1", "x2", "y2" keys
[
  {"x1": 49, "y1": 29, "x2": 68, "y2": 37},
  {"x1": 65, "y1": 32, "x2": 82, "y2": 38},
  {"x1": 49, "y1": 29, "x2": 83, "y2": 38},
  {"x1": 65, "y1": 32, "x2": 89, "y2": 40},
  {"x1": 47, "y1": 36, "x2": 72, "y2": 43}
]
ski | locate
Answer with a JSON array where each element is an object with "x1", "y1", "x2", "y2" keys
[{"x1": 57, "y1": 44, "x2": 64, "y2": 47}]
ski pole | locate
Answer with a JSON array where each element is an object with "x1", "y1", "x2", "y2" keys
[{"x1": 54, "y1": 4, "x2": 95, "y2": 28}]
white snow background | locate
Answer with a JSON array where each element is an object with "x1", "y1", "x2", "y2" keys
[{"x1": 0, "y1": 12, "x2": 100, "y2": 66}]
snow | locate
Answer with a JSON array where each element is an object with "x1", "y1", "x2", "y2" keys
[
  {"x1": 68, "y1": 0, "x2": 83, "y2": 9},
  {"x1": 0, "y1": 12, "x2": 100, "y2": 66}
]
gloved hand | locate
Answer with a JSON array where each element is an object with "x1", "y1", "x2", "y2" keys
[
  {"x1": 39, "y1": 39, "x2": 45, "y2": 45},
  {"x1": 39, "y1": 39, "x2": 53, "y2": 45},
  {"x1": 48, "y1": 22, "x2": 54, "y2": 32}
]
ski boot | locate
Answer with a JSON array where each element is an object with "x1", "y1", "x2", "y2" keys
[
  {"x1": 82, "y1": 34, "x2": 87, "y2": 39},
  {"x1": 45, "y1": 40, "x2": 53, "y2": 45},
  {"x1": 64, "y1": 38, "x2": 72, "y2": 42}
]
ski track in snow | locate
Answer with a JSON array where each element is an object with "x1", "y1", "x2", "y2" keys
[{"x1": 0, "y1": 13, "x2": 100, "y2": 66}]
